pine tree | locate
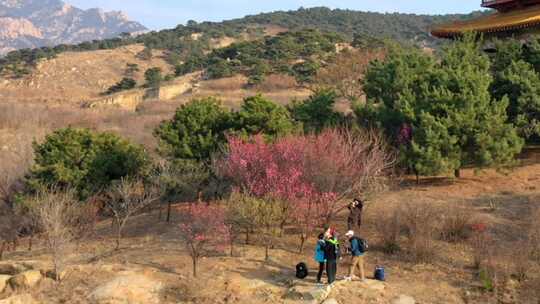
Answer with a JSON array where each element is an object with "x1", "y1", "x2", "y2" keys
[
  {"x1": 362, "y1": 35, "x2": 524, "y2": 178},
  {"x1": 492, "y1": 60, "x2": 540, "y2": 141},
  {"x1": 437, "y1": 34, "x2": 524, "y2": 177}
]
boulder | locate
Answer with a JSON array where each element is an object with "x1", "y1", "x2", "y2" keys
[
  {"x1": 0, "y1": 293, "x2": 39, "y2": 304},
  {"x1": 0, "y1": 275, "x2": 10, "y2": 293},
  {"x1": 7, "y1": 270, "x2": 42, "y2": 291},
  {"x1": 89, "y1": 272, "x2": 162, "y2": 304},
  {"x1": 391, "y1": 295, "x2": 416, "y2": 304},
  {"x1": 362, "y1": 279, "x2": 386, "y2": 292},
  {"x1": 322, "y1": 299, "x2": 339, "y2": 304},
  {"x1": 42, "y1": 269, "x2": 67, "y2": 281},
  {"x1": 0, "y1": 263, "x2": 25, "y2": 276}
]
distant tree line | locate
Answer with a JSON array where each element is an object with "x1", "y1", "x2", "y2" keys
[
  {"x1": 175, "y1": 29, "x2": 344, "y2": 84},
  {"x1": 0, "y1": 7, "x2": 478, "y2": 78}
]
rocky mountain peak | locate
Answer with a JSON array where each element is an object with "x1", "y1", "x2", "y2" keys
[{"x1": 0, "y1": 0, "x2": 147, "y2": 55}]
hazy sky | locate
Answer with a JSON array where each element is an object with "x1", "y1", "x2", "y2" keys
[{"x1": 68, "y1": 0, "x2": 481, "y2": 30}]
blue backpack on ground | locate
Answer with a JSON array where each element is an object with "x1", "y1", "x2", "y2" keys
[{"x1": 374, "y1": 266, "x2": 385, "y2": 281}]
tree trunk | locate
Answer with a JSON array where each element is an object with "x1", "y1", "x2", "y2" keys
[
  {"x1": 230, "y1": 239, "x2": 234, "y2": 257},
  {"x1": 454, "y1": 169, "x2": 461, "y2": 179},
  {"x1": 265, "y1": 244, "x2": 269, "y2": 261},
  {"x1": 192, "y1": 257, "x2": 198, "y2": 277},
  {"x1": 299, "y1": 233, "x2": 306, "y2": 254},
  {"x1": 279, "y1": 220, "x2": 286, "y2": 237},
  {"x1": 0, "y1": 242, "x2": 5, "y2": 261},
  {"x1": 166, "y1": 201, "x2": 172, "y2": 223},
  {"x1": 28, "y1": 235, "x2": 32, "y2": 251},
  {"x1": 157, "y1": 204, "x2": 162, "y2": 221},
  {"x1": 115, "y1": 226, "x2": 122, "y2": 250},
  {"x1": 245, "y1": 229, "x2": 250, "y2": 245}
]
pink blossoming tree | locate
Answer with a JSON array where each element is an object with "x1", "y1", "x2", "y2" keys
[
  {"x1": 218, "y1": 128, "x2": 393, "y2": 252},
  {"x1": 178, "y1": 204, "x2": 229, "y2": 277}
]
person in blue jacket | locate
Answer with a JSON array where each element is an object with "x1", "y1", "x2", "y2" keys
[
  {"x1": 314, "y1": 233, "x2": 326, "y2": 284},
  {"x1": 344, "y1": 230, "x2": 366, "y2": 281}
]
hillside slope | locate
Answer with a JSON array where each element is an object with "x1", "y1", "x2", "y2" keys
[
  {"x1": 0, "y1": 44, "x2": 172, "y2": 103},
  {"x1": 0, "y1": 0, "x2": 147, "y2": 55}
]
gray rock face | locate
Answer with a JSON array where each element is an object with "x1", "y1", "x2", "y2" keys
[{"x1": 0, "y1": 0, "x2": 147, "y2": 54}]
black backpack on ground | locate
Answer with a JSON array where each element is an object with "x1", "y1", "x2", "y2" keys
[{"x1": 296, "y1": 262, "x2": 309, "y2": 279}]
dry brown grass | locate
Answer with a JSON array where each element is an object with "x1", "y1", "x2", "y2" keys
[
  {"x1": 400, "y1": 202, "x2": 440, "y2": 263},
  {"x1": 256, "y1": 74, "x2": 298, "y2": 92},
  {"x1": 439, "y1": 203, "x2": 474, "y2": 242},
  {"x1": 0, "y1": 44, "x2": 173, "y2": 104},
  {"x1": 374, "y1": 209, "x2": 402, "y2": 254},
  {"x1": 200, "y1": 75, "x2": 247, "y2": 91}
]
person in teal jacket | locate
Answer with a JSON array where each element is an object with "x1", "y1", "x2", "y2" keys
[{"x1": 314, "y1": 233, "x2": 326, "y2": 283}]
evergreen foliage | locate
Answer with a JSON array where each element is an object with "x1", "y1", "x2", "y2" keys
[
  {"x1": 105, "y1": 77, "x2": 137, "y2": 95},
  {"x1": 234, "y1": 95, "x2": 298, "y2": 138},
  {"x1": 490, "y1": 40, "x2": 540, "y2": 141},
  {"x1": 28, "y1": 128, "x2": 150, "y2": 199},
  {"x1": 144, "y1": 67, "x2": 163, "y2": 88},
  {"x1": 154, "y1": 97, "x2": 233, "y2": 161},
  {"x1": 362, "y1": 35, "x2": 524, "y2": 177},
  {"x1": 289, "y1": 89, "x2": 345, "y2": 133}
]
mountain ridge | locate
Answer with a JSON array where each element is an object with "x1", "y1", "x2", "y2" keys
[{"x1": 0, "y1": 0, "x2": 147, "y2": 55}]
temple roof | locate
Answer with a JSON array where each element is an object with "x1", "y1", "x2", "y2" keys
[{"x1": 432, "y1": 4, "x2": 540, "y2": 38}]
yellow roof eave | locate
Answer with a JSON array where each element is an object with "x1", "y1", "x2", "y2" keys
[{"x1": 432, "y1": 5, "x2": 540, "y2": 37}]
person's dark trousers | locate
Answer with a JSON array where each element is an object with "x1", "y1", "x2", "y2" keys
[
  {"x1": 326, "y1": 260, "x2": 337, "y2": 284},
  {"x1": 347, "y1": 212, "x2": 362, "y2": 231},
  {"x1": 317, "y1": 262, "x2": 325, "y2": 283}
]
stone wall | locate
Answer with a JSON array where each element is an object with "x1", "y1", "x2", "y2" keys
[
  {"x1": 84, "y1": 89, "x2": 146, "y2": 111},
  {"x1": 83, "y1": 72, "x2": 200, "y2": 111}
]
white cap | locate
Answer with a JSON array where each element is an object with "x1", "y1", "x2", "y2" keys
[{"x1": 345, "y1": 230, "x2": 354, "y2": 237}]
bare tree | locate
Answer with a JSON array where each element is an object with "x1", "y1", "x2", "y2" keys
[
  {"x1": 107, "y1": 178, "x2": 159, "y2": 250},
  {"x1": 0, "y1": 140, "x2": 35, "y2": 256},
  {"x1": 28, "y1": 188, "x2": 82, "y2": 281},
  {"x1": 312, "y1": 48, "x2": 385, "y2": 102},
  {"x1": 301, "y1": 128, "x2": 396, "y2": 223},
  {"x1": 157, "y1": 160, "x2": 208, "y2": 223}
]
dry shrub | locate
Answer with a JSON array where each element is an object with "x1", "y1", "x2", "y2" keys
[
  {"x1": 400, "y1": 202, "x2": 440, "y2": 263},
  {"x1": 202, "y1": 75, "x2": 247, "y2": 91},
  {"x1": 313, "y1": 48, "x2": 385, "y2": 101},
  {"x1": 439, "y1": 203, "x2": 473, "y2": 242},
  {"x1": 518, "y1": 277, "x2": 540, "y2": 303},
  {"x1": 28, "y1": 188, "x2": 84, "y2": 281},
  {"x1": 375, "y1": 209, "x2": 402, "y2": 254},
  {"x1": 256, "y1": 74, "x2": 298, "y2": 92}
]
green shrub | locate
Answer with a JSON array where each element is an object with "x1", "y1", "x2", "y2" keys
[
  {"x1": 234, "y1": 95, "x2": 297, "y2": 138},
  {"x1": 289, "y1": 89, "x2": 344, "y2": 133},
  {"x1": 154, "y1": 97, "x2": 232, "y2": 161},
  {"x1": 28, "y1": 128, "x2": 150, "y2": 199},
  {"x1": 144, "y1": 67, "x2": 163, "y2": 88},
  {"x1": 105, "y1": 77, "x2": 137, "y2": 94}
]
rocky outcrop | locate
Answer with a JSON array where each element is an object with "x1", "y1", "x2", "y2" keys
[
  {"x1": 7, "y1": 270, "x2": 42, "y2": 291},
  {"x1": 0, "y1": 274, "x2": 10, "y2": 293},
  {"x1": 85, "y1": 89, "x2": 146, "y2": 111},
  {"x1": 0, "y1": 0, "x2": 147, "y2": 55},
  {"x1": 391, "y1": 295, "x2": 416, "y2": 304},
  {"x1": 89, "y1": 271, "x2": 162, "y2": 304},
  {"x1": 0, "y1": 294, "x2": 39, "y2": 304}
]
